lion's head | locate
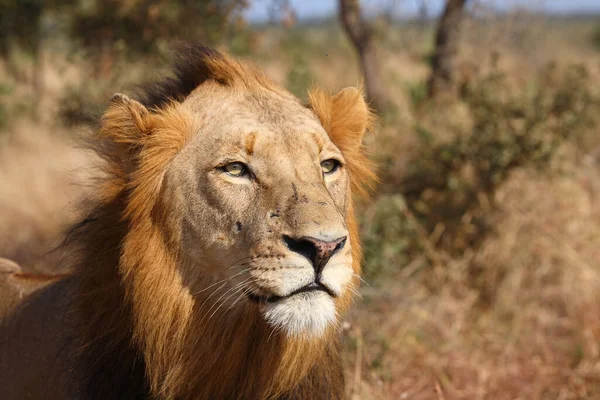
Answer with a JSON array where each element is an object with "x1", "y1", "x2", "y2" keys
[
  {"x1": 68, "y1": 44, "x2": 376, "y2": 398},
  {"x1": 102, "y1": 46, "x2": 373, "y2": 340},
  {"x1": 163, "y1": 86, "x2": 356, "y2": 337}
]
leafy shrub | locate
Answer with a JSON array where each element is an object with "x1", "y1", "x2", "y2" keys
[
  {"x1": 406, "y1": 80, "x2": 428, "y2": 109},
  {"x1": 57, "y1": 57, "x2": 166, "y2": 127},
  {"x1": 0, "y1": 80, "x2": 34, "y2": 129},
  {"x1": 361, "y1": 195, "x2": 419, "y2": 284},
  {"x1": 0, "y1": 82, "x2": 12, "y2": 129},
  {"x1": 398, "y1": 63, "x2": 599, "y2": 256},
  {"x1": 58, "y1": 83, "x2": 109, "y2": 127},
  {"x1": 228, "y1": 28, "x2": 257, "y2": 56},
  {"x1": 592, "y1": 24, "x2": 600, "y2": 50},
  {"x1": 363, "y1": 62, "x2": 600, "y2": 283}
]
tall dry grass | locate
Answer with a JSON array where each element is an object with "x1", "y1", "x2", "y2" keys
[
  {"x1": 0, "y1": 122, "x2": 93, "y2": 272},
  {"x1": 346, "y1": 165, "x2": 600, "y2": 399}
]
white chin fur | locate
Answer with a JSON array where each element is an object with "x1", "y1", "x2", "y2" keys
[{"x1": 262, "y1": 291, "x2": 337, "y2": 338}]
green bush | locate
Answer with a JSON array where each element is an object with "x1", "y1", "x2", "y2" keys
[
  {"x1": 0, "y1": 82, "x2": 12, "y2": 129},
  {"x1": 58, "y1": 83, "x2": 110, "y2": 127},
  {"x1": 0, "y1": 80, "x2": 34, "y2": 129},
  {"x1": 361, "y1": 195, "x2": 419, "y2": 284},
  {"x1": 406, "y1": 80, "x2": 428, "y2": 109},
  {"x1": 591, "y1": 24, "x2": 600, "y2": 50}
]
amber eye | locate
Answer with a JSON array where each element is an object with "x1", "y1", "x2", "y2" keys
[
  {"x1": 321, "y1": 159, "x2": 340, "y2": 174},
  {"x1": 223, "y1": 162, "x2": 247, "y2": 177}
]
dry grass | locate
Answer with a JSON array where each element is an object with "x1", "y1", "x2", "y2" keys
[
  {"x1": 0, "y1": 122, "x2": 94, "y2": 272},
  {"x1": 1, "y1": 14, "x2": 600, "y2": 399},
  {"x1": 345, "y1": 165, "x2": 600, "y2": 399}
]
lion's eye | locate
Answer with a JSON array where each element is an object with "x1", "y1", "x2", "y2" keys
[
  {"x1": 321, "y1": 159, "x2": 340, "y2": 174},
  {"x1": 223, "y1": 162, "x2": 247, "y2": 177}
]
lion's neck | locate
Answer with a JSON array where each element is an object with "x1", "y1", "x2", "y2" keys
[{"x1": 138, "y1": 289, "x2": 334, "y2": 399}]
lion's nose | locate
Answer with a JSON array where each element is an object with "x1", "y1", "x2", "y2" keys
[{"x1": 283, "y1": 235, "x2": 347, "y2": 276}]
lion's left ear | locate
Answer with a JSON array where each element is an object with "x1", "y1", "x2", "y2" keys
[
  {"x1": 308, "y1": 86, "x2": 374, "y2": 153},
  {"x1": 308, "y1": 86, "x2": 376, "y2": 198}
]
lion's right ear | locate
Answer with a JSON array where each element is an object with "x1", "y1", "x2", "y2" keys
[{"x1": 100, "y1": 93, "x2": 153, "y2": 173}]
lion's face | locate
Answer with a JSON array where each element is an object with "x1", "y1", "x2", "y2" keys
[{"x1": 163, "y1": 85, "x2": 355, "y2": 337}]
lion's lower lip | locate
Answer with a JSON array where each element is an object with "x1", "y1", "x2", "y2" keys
[{"x1": 248, "y1": 282, "x2": 335, "y2": 303}]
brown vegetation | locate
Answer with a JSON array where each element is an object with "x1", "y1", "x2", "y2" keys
[{"x1": 0, "y1": 123, "x2": 94, "y2": 273}]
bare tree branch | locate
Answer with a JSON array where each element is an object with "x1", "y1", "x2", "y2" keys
[
  {"x1": 427, "y1": 0, "x2": 468, "y2": 97},
  {"x1": 339, "y1": 0, "x2": 391, "y2": 111}
]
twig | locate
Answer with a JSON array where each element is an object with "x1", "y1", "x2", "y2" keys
[{"x1": 351, "y1": 327, "x2": 363, "y2": 400}]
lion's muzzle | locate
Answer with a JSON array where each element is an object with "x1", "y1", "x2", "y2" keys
[{"x1": 282, "y1": 234, "x2": 347, "y2": 277}]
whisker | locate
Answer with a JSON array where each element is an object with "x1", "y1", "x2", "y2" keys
[
  {"x1": 200, "y1": 279, "x2": 251, "y2": 324},
  {"x1": 209, "y1": 278, "x2": 250, "y2": 310},
  {"x1": 352, "y1": 272, "x2": 370, "y2": 287},
  {"x1": 227, "y1": 288, "x2": 251, "y2": 312},
  {"x1": 206, "y1": 283, "x2": 251, "y2": 321},
  {"x1": 193, "y1": 276, "x2": 231, "y2": 296},
  {"x1": 229, "y1": 261, "x2": 253, "y2": 270},
  {"x1": 226, "y1": 258, "x2": 254, "y2": 270},
  {"x1": 226, "y1": 255, "x2": 253, "y2": 268},
  {"x1": 195, "y1": 279, "x2": 233, "y2": 315},
  {"x1": 267, "y1": 324, "x2": 281, "y2": 343},
  {"x1": 192, "y1": 267, "x2": 250, "y2": 295},
  {"x1": 347, "y1": 284, "x2": 363, "y2": 300},
  {"x1": 348, "y1": 285, "x2": 362, "y2": 298}
]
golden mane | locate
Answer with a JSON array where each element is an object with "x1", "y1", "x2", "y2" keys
[{"x1": 64, "y1": 44, "x2": 375, "y2": 399}]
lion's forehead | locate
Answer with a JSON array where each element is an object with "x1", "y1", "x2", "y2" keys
[
  {"x1": 184, "y1": 110, "x2": 335, "y2": 169},
  {"x1": 184, "y1": 86, "x2": 328, "y2": 142},
  {"x1": 170, "y1": 88, "x2": 345, "y2": 192}
]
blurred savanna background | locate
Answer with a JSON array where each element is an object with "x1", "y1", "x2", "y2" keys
[{"x1": 1, "y1": 0, "x2": 600, "y2": 398}]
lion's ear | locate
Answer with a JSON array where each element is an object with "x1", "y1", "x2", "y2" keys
[
  {"x1": 308, "y1": 86, "x2": 376, "y2": 198},
  {"x1": 100, "y1": 93, "x2": 153, "y2": 173},
  {"x1": 308, "y1": 86, "x2": 373, "y2": 153}
]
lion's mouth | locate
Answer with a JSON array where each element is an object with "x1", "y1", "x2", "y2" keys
[{"x1": 248, "y1": 282, "x2": 335, "y2": 303}]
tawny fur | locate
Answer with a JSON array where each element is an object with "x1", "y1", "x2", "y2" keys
[{"x1": 0, "y1": 44, "x2": 375, "y2": 400}]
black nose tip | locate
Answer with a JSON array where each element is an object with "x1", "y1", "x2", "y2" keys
[{"x1": 283, "y1": 235, "x2": 347, "y2": 275}]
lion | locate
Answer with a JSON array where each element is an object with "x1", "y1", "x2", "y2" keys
[{"x1": 0, "y1": 44, "x2": 375, "y2": 400}]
